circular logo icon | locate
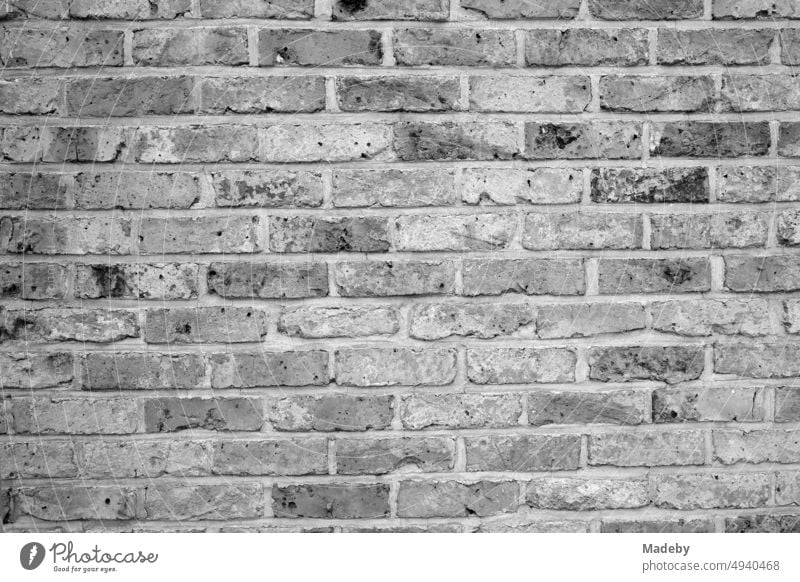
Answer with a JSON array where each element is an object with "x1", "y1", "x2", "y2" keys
[{"x1": 20, "y1": 542, "x2": 45, "y2": 570}]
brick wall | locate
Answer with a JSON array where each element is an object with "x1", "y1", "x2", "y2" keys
[{"x1": 1, "y1": 0, "x2": 799, "y2": 533}]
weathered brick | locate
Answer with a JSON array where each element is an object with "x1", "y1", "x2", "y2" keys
[
  {"x1": 0, "y1": 172, "x2": 69, "y2": 209},
  {"x1": 140, "y1": 216, "x2": 260, "y2": 254},
  {"x1": 0, "y1": 26, "x2": 123, "y2": 68},
  {"x1": 38, "y1": 127, "x2": 127, "y2": 163},
  {"x1": 589, "y1": 346, "x2": 705, "y2": 384},
  {"x1": 273, "y1": 483, "x2": 390, "y2": 518},
  {"x1": 336, "y1": 437, "x2": 455, "y2": 474},
  {"x1": 410, "y1": 303, "x2": 536, "y2": 340},
  {"x1": 785, "y1": 300, "x2": 800, "y2": 334},
  {"x1": 589, "y1": 0, "x2": 703, "y2": 19},
  {"x1": 525, "y1": 122, "x2": 642, "y2": 159},
  {"x1": 212, "y1": 170, "x2": 323, "y2": 208},
  {"x1": 81, "y1": 440, "x2": 211, "y2": 478},
  {"x1": 462, "y1": 0, "x2": 580, "y2": 19},
  {"x1": 133, "y1": 28, "x2": 248, "y2": 66},
  {"x1": 528, "y1": 389, "x2": 648, "y2": 426},
  {"x1": 266, "y1": 394, "x2": 394, "y2": 431},
  {"x1": 650, "y1": 212, "x2": 768, "y2": 249},
  {"x1": 714, "y1": 429, "x2": 800, "y2": 464},
  {"x1": 654, "y1": 473, "x2": 770, "y2": 509},
  {"x1": 776, "y1": 472, "x2": 800, "y2": 505},
  {"x1": 264, "y1": 123, "x2": 393, "y2": 162},
  {"x1": 81, "y1": 352, "x2": 206, "y2": 390},
  {"x1": 470, "y1": 75, "x2": 591, "y2": 113},
  {"x1": 536, "y1": 303, "x2": 647, "y2": 338},
  {"x1": 337, "y1": 75, "x2": 459, "y2": 112},
  {"x1": 207, "y1": 261, "x2": 328, "y2": 299},
  {"x1": 135, "y1": 126, "x2": 259, "y2": 163},
  {"x1": 467, "y1": 347, "x2": 577, "y2": 384},
  {"x1": 398, "y1": 480, "x2": 518, "y2": 517},
  {"x1": 145, "y1": 483, "x2": 263, "y2": 520},
  {"x1": 12, "y1": 397, "x2": 139, "y2": 435},
  {"x1": 1, "y1": 0, "x2": 66, "y2": 19},
  {"x1": 598, "y1": 258, "x2": 711, "y2": 294},
  {"x1": 589, "y1": 430, "x2": 705, "y2": 467},
  {"x1": 658, "y1": 29, "x2": 774, "y2": 65},
  {"x1": 778, "y1": 209, "x2": 800, "y2": 246},
  {"x1": 336, "y1": 347, "x2": 456, "y2": 387},
  {"x1": 714, "y1": 0, "x2": 800, "y2": 18},
  {"x1": 726, "y1": 255, "x2": 800, "y2": 292},
  {"x1": 0, "y1": 216, "x2": 132, "y2": 255},
  {"x1": 461, "y1": 168, "x2": 582, "y2": 206},
  {"x1": 0, "y1": 441, "x2": 78, "y2": 479},
  {"x1": 602, "y1": 519, "x2": 714, "y2": 533},
  {"x1": 399, "y1": 393, "x2": 521, "y2": 429},
  {"x1": 525, "y1": 29, "x2": 649, "y2": 66},
  {"x1": 0, "y1": 352, "x2": 73, "y2": 389},
  {"x1": 212, "y1": 439, "x2": 328, "y2": 476},
  {"x1": 1, "y1": 308, "x2": 139, "y2": 343},
  {"x1": 600, "y1": 76, "x2": 715, "y2": 112},
  {"x1": 200, "y1": 0, "x2": 313, "y2": 18},
  {"x1": 394, "y1": 121, "x2": 519, "y2": 161},
  {"x1": 1, "y1": 263, "x2": 67, "y2": 300},
  {"x1": 335, "y1": 260, "x2": 455, "y2": 297},
  {"x1": 395, "y1": 213, "x2": 516, "y2": 251},
  {"x1": 209, "y1": 351, "x2": 329, "y2": 388},
  {"x1": 73, "y1": 171, "x2": 203, "y2": 210},
  {"x1": 67, "y1": 77, "x2": 194, "y2": 117},
  {"x1": 720, "y1": 75, "x2": 800, "y2": 112},
  {"x1": 776, "y1": 387, "x2": 800, "y2": 422},
  {"x1": 715, "y1": 343, "x2": 800, "y2": 378},
  {"x1": 144, "y1": 307, "x2": 267, "y2": 344},
  {"x1": 334, "y1": 0, "x2": 448, "y2": 20},
  {"x1": 280, "y1": 305, "x2": 397, "y2": 338},
  {"x1": 527, "y1": 477, "x2": 649, "y2": 510},
  {"x1": 394, "y1": 28, "x2": 515, "y2": 66},
  {"x1": 70, "y1": 0, "x2": 192, "y2": 18},
  {"x1": 259, "y1": 29, "x2": 382, "y2": 66},
  {"x1": 725, "y1": 515, "x2": 800, "y2": 533},
  {"x1": 270, "y1": 216, "x2": 390, "y2": 253},
  {"x1": 12, "y1": 486, "x2": 139, "y2": 521},
  {"x1": 779, "y1": 122, "x2": 800, "y2": 157},
  {"x1": 144, "y1": 397, "x2": 263, "y2": 432},
  {"x1": 0, "y1": 77, "x2": 61, "y2": 114},
  {"x1": 466, "y1": 434, "x2": 581, "y2": 472},
  {"x1": 781, "y1": 29, "x2": 800, "y2": 65},
  {"x1": 462, "y1": 258, "x2": 586, "y2": 296},
  {"x1": 651, "y1": 299, "x2": 772, "y2": 337},
  {"x1": 717, "y1": 166, "x2": 800, "y2": 203},
  {"x1": 523, "y1": 211, "x2": 642, "y2": 250},
  {"x1": 75, "y1": 263, "x2": 199, "y2": 300},
  {"x1": 651, "y1": 122, "x2": 771, "y2": 157},
  {"x1": 200, "y1": 76, "x2": 325, "y2": 113},
  {"x1": 332, "y1": 168, "x2": 456, "y2": 207}
]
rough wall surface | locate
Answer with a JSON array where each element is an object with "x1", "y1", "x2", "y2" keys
[{"x1": 1, "y1": 0, "x2": 800, "y2": 534}]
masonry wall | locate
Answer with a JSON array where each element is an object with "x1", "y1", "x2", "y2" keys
[{"x1": 1, "y1": 0, "x2": 799, "y2": 533}]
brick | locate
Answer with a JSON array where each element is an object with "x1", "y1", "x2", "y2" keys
[
  {"x1": 658, "y1": 29, "x2": 774, "y2": 65},
  {"x1": 600, "y1": 76, "x2": 715, "y2": 112},
  {"x1": 39, "y1": 127, "x2": 128, "y2": 163},
  {"x1": 778, "y1": 209, "x2": 800, "y2": 245},
  {"x1": 145, "y1": 307, "x2": 268, "y2": 344},
  {"x1": 776, "y1": 472, "x2": 800, "y2": 505},
  {"x1": 720, "y1": 75, "x2": 800, "y2": 112},
  {"x1": 589, "y1": 0, "x2": 702, "y2": 19},
  {"x1": 66, "y1": 77, "x2": 194, "y2": 117},
  {"x1": 462, "y1": 0, "x2": 580, "y2": 19},
  {"x1": 143, "y1": 397, "x2": 263, "y2": 432},
  {"x1": 651, "y1": 299, "x2": 772, "y2": 337},
  {"x1": 335, "y1": 260, "x2": 455, "y2": 297},
  {"x1": 0, "y1": 441, "x2": 78, "y2": 479},
  {"x1": 70, "y1": 0, "x2": 192, "y2": 18},
  {"x1": 273, "y1": 483, "x2": 390, "y2": 518},
  {"x1": 336, "y1": 437, "x2": 455, "y2": 474},
  {"x1": 602, "y1": 519, "x2": 714, "y2": 533},
  {"x1": 651, "y1": 122, "x2": 771, "y2": 157},
  {"x1": 398, "y1": 481, "x2": 518, "y2": 517},
  {"x1": 714, "y1": 429, "x2": 800, "y2": 464},
  {"x1": 467, "y1": 347, "x2": 576, "y2": 384},
  {"x1": 589, "y1": 430, "x2": 705, "y2": 467},
  {"x1": 717, "y1": 166, "x2": 800, "y2": 203},
  {"x1": 209, "y1": 351, "x2": 329, "y2": 388},
  {"x1": 776, "y1": 387, "x2": 800, "y2": 422},
  {"x1": 12, "y1": 486, "x2": 139, "y2": 521},
  {"x1": 714, "y1": 0, "x2": 800, "y2": 18},
  {"x1": 332, "y1": 168, "x2": 456, "y2": 207},
  {"x1": 200, "y1": 0, "x2": 313, "y2": 18},
  {"x1": 259, "y1": 29, "x2": 381, "y2": 66},
  {"x1": 525, "y1": 29, "x2": 649, "y2": 66},
  {"x1": 263, "y1": 123, "x2": 393, "y2": 162},
  {"x1": 781, "y1": 29, "x2": 800, "y2": 65},
  {"x1": 528, "y1": 389, "x2": 648, "y2": 426},
  {"x1": 525, "y1": 122, "x2": 642, "y2": 159},
  {"x1": 726, "y1": 255, "x2": 800, "y2": 292},
  {"x1": 778, "y1": 122, "x2": 800, "y2": 157},
  {"x1": 140, "y1": 216, "x2": 261, "y2": 254},
  {"x1": 81, "y1": 352, "x2": 206, "y2": 390},
  {"x1": 470, "y1": 75, "x2": 591, "y2": 113},
  {"x1": 199, "y1": 76, "x2": 325, "y2": 113},
  {"x1": 395, "y1": 213, "x2": 516, "y2": 251},
  {"x1": 399, "y1": 393, "x2": 521, "y2": 429},
  {"x1": 0, "y1": 172, "x2": 69, "y2": 209},
  {"x1": 266, "y1": 394, "x2": 393, "y2": 431},
  {"x1": 785, "y1": 300, "x2": 800, "y2": 334},
  {"x1": 409, "y1": 303, "x2": 537, "y2": 340},
  {"x1": 1, "y1": 0, "x2": 65, "y2": 18},
  {"x1": 145, "y1": 483, "x2": 263, "y2": 520},
  {"x1": 536, "y1": 303, "x2": 647, "y2": 338},
  {"x1": 654, "y1": 473, "x2": 770, "y2": 509},
  {"x1": 0, "y1": 263, "x2": 67, "y2": 300},
  {"x1": 135, "y1": 126, "x2": 259, "y2": 163},
  {"x1": 522, "y1": 211, "x2": 642, "y2": 250},
  {"x1": 725, "y1": 515, "x2": 800, "y2": 533},
  {"x1": 715, "y1": 343, "x2": 800, "y2": 378},
  {"x1": 527, "y1": 477, "x2": 649, "y2": 510},
  {"x1": 1, "y1": 308, "x2": 139, "y2": 343},
  {"x1": 394, "y1": 28, "x2": 515, "y2": 66},
  {"x1": 333, "y1": 0, "x2": 448, "y2": 20},
  {"x1": 650, "y1": 212, "x2": 768, "y2": 249},
  {"x1": 0, "y1": 352, "x2": 73, "y2": 389},
  {"x1": 212, "y1": 439, "x2": 328, "y2": 476},
  {"x1": 12, "y1": 397, "x2": 139, "y2": 435},
  {"x1": 598, "y1": 258, "x2": 711, "y2": 294},
  {"x1": 336, "y1": 347, "x2": 456, "y2": 387},
  {"x1": 1, "y1": 127, "x2": 41, "y2": 162},
  {"x1": 133, "y1": 28, "x2": 248, "y2": 66},
  {"x1": 394, "y1": 121, "x2": 519, "y2": 161},
  {"x1": 466, "y1": 434, "x2": 581, "y2": 472},
  {"x1": 75, "y1": 263, "x2": 199, "y2": 300},
  {"x1": 590, "y1": 346, "x2": 705, "y2": 384},
  {"x1": 337, "y1": 75, "x2": 459, "y2": 112},
  {"x1": 461, "y1": 168, "x2": 582, "y2": 206},
  {"x1": 81, "y1": 440, "x2": 211, "y2": 478},
  {"x1": 207, "y1": 261, "x2": 328, "y2": 299},
  {"x1": 270, "y1": 216, "x2": 390, "y2": 253},
  {"x1": 212, "y1": 170, "x2": 323, "y2": 208},
  {"x1": 279, "y1": 306, "x2": 399, "y2": 338},
  {"x1": 73, "y1": 171, "x2": 203, "y2": 210},
  {"x1": 0, "y1": 77, "x2": 61, "y2": 114},
  {"x1": 462, "y1": 258, "x2": 585, "y2": 296},
  {"x1": 0, "y1": 216, "x2": 132, "y2": 255},
  {"x1": 0, "y1": 26, "x2": 123, "y2": 68}
]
